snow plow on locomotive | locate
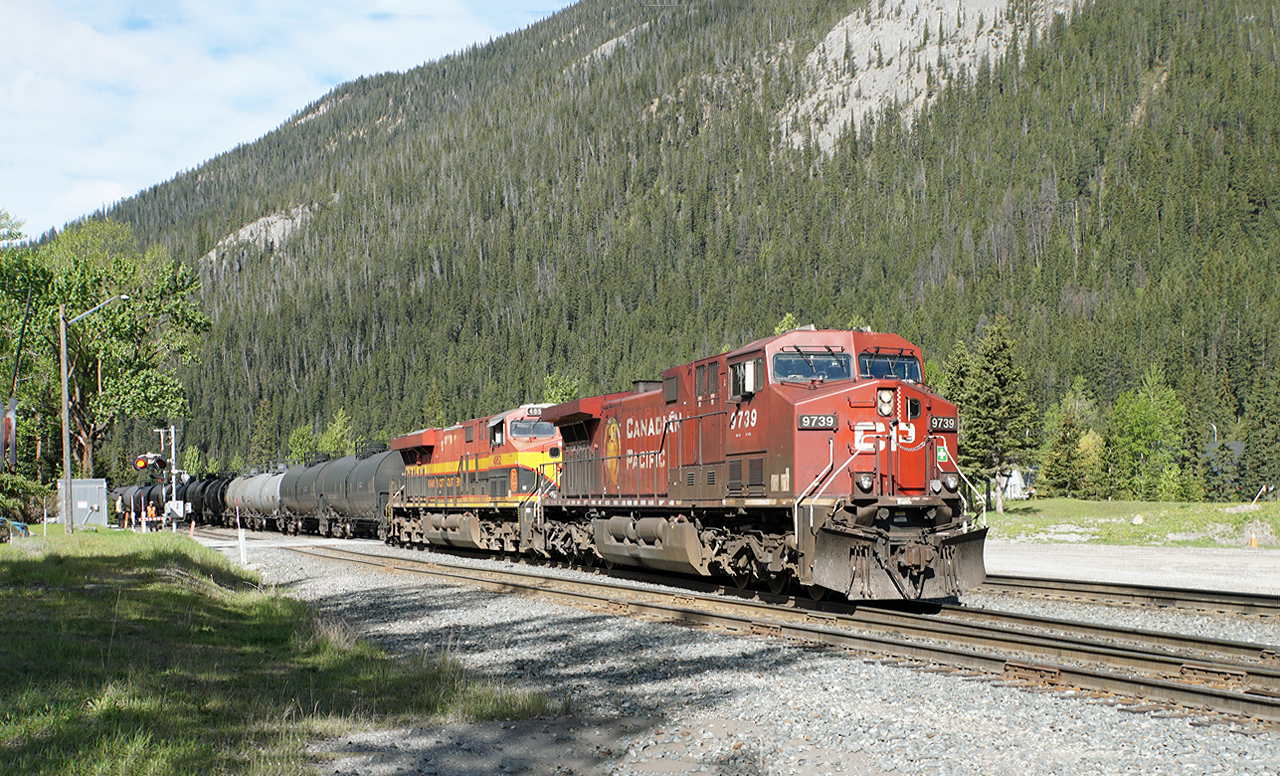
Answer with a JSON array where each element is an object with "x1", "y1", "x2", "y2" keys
[{"x1": 386, "y1": 328, "x2": 986, "y2": 601}]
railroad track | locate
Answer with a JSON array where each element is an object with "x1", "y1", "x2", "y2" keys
[
  {"x1": 280, "y1": 542, "x2": 1280, "y2": 727},
  {"x1": 978, "y1": 574, "x2": 1280, "y2": 617}
]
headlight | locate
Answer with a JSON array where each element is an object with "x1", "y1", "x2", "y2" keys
[
  {"x1": 930, "y1": 479, "x2": 943, "y2": 494},
  {"x1": 857, "y1": 473, "x2": 874, "y2": 492},
  {"x1": 944, "y1": 473, "x2": 959, "y2": 492},
  {"x1": 877, "y1": 388, "x2": 894, "y2": 417}
]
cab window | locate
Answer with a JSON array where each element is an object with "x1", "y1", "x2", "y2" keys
[
  {"x1": 858, "y1": 353, "x2": 922, "y2": 381},
  {"x1": 509, "y1": 420, "x2": 557, "y2": 438},
  {"x1": 772, "y1": 352, "x2": 852, "y2": 383}
]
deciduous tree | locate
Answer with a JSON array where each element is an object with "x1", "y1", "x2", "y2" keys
[
  {"x1": 1104, "y1": 365, "x2": 1186, "y2": 500},
  {"x1": 34, "y1": 220, "x2": 209, "y2": 478}
]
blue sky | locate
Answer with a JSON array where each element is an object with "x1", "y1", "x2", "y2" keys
[{"x1": 1, "y1": 1, "x2": 569, "y2": 240}]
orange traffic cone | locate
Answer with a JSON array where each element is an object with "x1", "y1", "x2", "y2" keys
[{"x1": 1250, "y1": 530, "x2": 1257, "y2": 548}]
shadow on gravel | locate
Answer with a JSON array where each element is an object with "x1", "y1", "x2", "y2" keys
[
  {"x1": 315, "y1": 715, "x2": 664, "y2": 776},
  {"x1": 305, "y1": 577, "x2": 814, "y2": 715}
]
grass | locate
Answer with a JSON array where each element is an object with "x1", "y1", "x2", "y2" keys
[
  {"x1": 984, "y1": 497, "x2": 1280, "y2": 547},
  {"x1": 0, "y1": 528, "x2": 565, "y2": 775}
]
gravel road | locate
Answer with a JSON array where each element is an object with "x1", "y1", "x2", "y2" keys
[{"x1": 214, "y1": 539, "x2": 1280, "y2": 776}]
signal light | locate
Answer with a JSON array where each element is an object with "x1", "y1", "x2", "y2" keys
[{"x1": 133, "y1": 453, "x2": 167, "y2": 471}]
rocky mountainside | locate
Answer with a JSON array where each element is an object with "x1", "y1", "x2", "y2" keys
[{"x1": 102, "y1": 0, "x2": 1280, "y2": 481}]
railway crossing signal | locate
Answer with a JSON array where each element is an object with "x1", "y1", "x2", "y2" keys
[{"x1": 134, "y1": 452, "x2": 167, "y2": 471}]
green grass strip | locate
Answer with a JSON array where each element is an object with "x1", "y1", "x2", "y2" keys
[
  {"x1": 984, "y1": 498, "x2": 1280, "y2": 546},
  {"x1": 0, "y1": 530, "x2": 562, "y2": 775}
]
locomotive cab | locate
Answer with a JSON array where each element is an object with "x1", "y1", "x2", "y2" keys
[
  {"x1": 695, "y1": 328, "x2": 985, "y2": 598},
  {"x1": 767, "y1": 332, "x2": 986, "y2": 599}
]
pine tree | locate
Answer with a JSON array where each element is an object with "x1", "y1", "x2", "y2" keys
[
  {"x1": 542, "y1": 371, "x2": 581, "y2": 404},
  {"x1": 951, "y1": 321, "x2": 1039, "y2": 513},
  {"x1": 1239, "y1": 375, "x2": 1280, "y2": 503},
  {"x1": 1104, "y1": 365, "x2": 1186, "y2": 500},
  {"x1": 318, "y1": 408, "x2": 354, "y2": 457},
  {"x1": 1040, "y1": 412, "x2": 1084, "y2": 497},
  {"x1": 287, "y1": 425, "x2": 319, "y2": 463},
  {"x1": 247, "y1": 396, "x2": 276, "y2": 465}
]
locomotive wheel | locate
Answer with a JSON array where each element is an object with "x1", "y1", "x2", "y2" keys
[{"x1": 767, "y1": 573, "x2": 790, "y2": 596}]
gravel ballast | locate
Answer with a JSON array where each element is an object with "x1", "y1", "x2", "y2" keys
[{"x1": 217, "y1": 538, "x2": 1279, "y2": 776}]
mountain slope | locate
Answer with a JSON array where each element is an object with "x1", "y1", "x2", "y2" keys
[{"x1": 105, "y1": 0, "x2": 1280, "y2": 472}]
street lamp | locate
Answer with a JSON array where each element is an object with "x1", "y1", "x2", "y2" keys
[{"x1": 60, "y1": 294, "x2": 129, "y2": 533}]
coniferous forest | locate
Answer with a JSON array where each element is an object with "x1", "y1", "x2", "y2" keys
[{"x1": 89, "y1": 0, "x2": 1280, "y2": 501}]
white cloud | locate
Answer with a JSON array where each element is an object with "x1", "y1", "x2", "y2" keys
[{"x1": 0, "y1": 1, "x2": 566, "y2": 239}]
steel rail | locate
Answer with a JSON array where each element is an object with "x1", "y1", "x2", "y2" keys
[
  {"x1": 285, "y1": 544, "x2": 1280, "y2": 723},
  {"x1": 978, "y1": 574, "x2": 1280, "y2": 617},
  {"x1": 192, "y1": 528, "x2": 1276, "y2": 665},
  {"x1": 933, "y1": 604, "x2": 1280, "y2": 666}
]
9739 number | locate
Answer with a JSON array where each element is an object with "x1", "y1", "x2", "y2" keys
[
  {"x1": 929, "y1": 415, "x2": 958, "y2": 431},
  {"x1": 798, "y1": 414, "x2": 837, "y2": 430}
]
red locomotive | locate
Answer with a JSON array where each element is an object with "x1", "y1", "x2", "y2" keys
[{"x1": 387, "y1": 327, "x2": 986, "y2": 600}]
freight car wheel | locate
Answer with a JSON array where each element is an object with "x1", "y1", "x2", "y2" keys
[
  {"x1": 767, "y1": 573, "x2": 790, "y2": 596},
  {"x1": 804, "y1": 584, "x2": 827, "y2": 602}
]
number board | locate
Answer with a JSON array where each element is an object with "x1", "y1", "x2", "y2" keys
[
  {"x1": 929, "y1": 415, "x2": 958, "y2": 432},
  {"x1": 798, "y1": 414, "x2": 837, "y2": 430}
]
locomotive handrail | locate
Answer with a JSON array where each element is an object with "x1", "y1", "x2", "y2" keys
[
  {"x1": 813, "y1": 448, "x2": 863, "y2": 504},
  {"x1": 935, "y1": 439, "x2": 985, "y2": 527},
  {"x1": 655, "y1": 420, "x2": 671, "y2": 497},
  {"x1": 794, "y1": 436, "x2": 835, "y2": 548}
]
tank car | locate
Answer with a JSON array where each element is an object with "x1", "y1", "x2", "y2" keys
[
  {"x1": 315, "y1": 454, "x2": 359, "y2": 537},
  {"x1": 346, "y1": 447, "x2": 404, "y2": 539},
  {"x1": 280, "y1": 455, "x2": 334, "y2": 535},
  {"x1": 305, "y1": 445, "x2": 402, "y2": 538},
  {"x1": 234, "y1": 469, "x2": 287, "y2": 531}
]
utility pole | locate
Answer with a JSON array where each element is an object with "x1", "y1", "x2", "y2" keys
[
  {"x1": 59, "y1": 305, "x2": 70, "y2": 533},
  {"x1": 59, "y1": 294, "x2": 128, "y2": 534},
  {"x1": 155, "y1": 423, "x2": 180, "y2": 527}
]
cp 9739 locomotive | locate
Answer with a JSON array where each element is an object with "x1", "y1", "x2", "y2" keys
[{"x1": 387, "y1": 327, "x2": 986, "y2": 600}]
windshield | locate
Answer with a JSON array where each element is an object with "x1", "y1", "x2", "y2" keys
[
  {"x1": 858, "y1": 353, "x2": 922, "y2": 381},
  {"x1": 509, "y1": 420, "x2": 558, "y2": 438},
  {"x1": 772, "y1": 352, "x2": 853, "y2": 383}
]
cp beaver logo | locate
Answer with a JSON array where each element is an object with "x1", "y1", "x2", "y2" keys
[{"x1": 603, "y1": 417, "x2": 621, "y2": 487}]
